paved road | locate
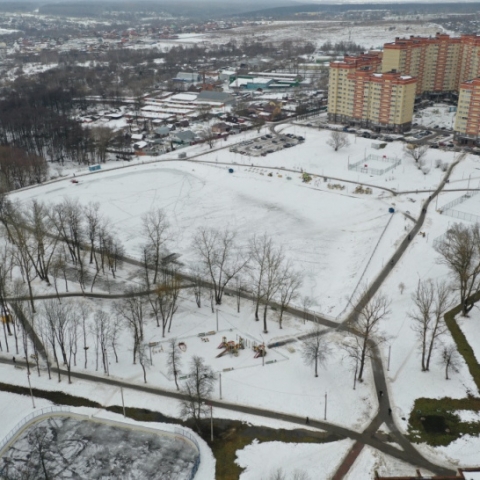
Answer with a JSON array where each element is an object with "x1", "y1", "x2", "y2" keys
[
  {"x1": 0, "y1": 356, "x2": 451, "y2": 474},
  {"x1": 328, "y1": 155, "x2": 462, "y2": 478},
  {"x1": 3, "y1": 132, "x2": 465, "y2": 476}
]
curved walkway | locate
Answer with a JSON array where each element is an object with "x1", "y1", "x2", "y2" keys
[
  {"x1": 329, "y1": 155, "x2": 462, "y2": 478},
  {"x1": 2, "y1": 131, "x2": 465, "y2": 477},
  {"x1": 0, "y1": 356, "x2": 450, "y2": 474}
]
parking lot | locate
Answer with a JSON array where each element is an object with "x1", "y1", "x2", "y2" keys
[{"x1": 231, "y1": 133, "x2": 304, "y2": 157}]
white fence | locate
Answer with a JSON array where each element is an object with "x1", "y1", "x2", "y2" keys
[
  {"x1": 349, "y1": 154, "x2": 402, "y2": 176},
  {"x1": 0, "y1": 406, "x2": 71, "y2": 455}
]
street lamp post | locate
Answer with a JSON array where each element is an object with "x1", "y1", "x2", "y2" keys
[
  {"x1": 27, "y1": 372, "x2": 35, "y2": 409},
  {"x1": 324, "y1": 392, "x2": 327, "y2": 421}
]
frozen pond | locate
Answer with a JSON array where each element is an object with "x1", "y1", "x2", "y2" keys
[{"x1": 0, "y1": 416, "x2": 198, "y2": 479}]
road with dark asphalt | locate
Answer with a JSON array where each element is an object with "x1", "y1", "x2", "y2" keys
[
  {"x1": 0, "y1": 356, "x2": 452, "y2": 474},
  {"x1": 2, "y1": 131, "x2": 465, "y2": 476}
]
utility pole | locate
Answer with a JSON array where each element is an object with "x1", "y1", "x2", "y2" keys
[
  {"x1": 120, "y1": 387, "x2": 126, "y2": 418},
  {"x1": 353, "y1": 358, "x2": 358, "y2": 390},
  {"x1": 324, "y1": 392, "x2": 327, "y2": 421},
  {"x1": 27, "y1": 372, "x2": 35, "y2": 409},
  {"x1": 210, "y1": 404, "x2": 213, "y2": 442}
]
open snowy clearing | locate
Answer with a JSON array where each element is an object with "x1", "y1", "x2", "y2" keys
[
  {"x1": 205, "y1": 21, "x2": 452, "y2": 50},
  {"x1": 11, "y1": 154, "x2": 399, "y2": 318},
  {"x1": 344, "y1": 445, "x2": 434, "y2": 479},
  {"x1": 235, "y1": 438, "x2": 354, "y2": 480}
]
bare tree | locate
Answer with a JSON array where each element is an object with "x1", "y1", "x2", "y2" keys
[
  {"x1": 404, "y1": 144, "x2": 429, "y2": 163},
  {"x1": 326, "y1": 131, "x2": 350, "y2": 152},
  {"x1": 156, "y1": 271, "x2": 181, "y2": 337},
  {"x1": 78, "y1": 302, "x2": 91, "y2": 369},
  {"x1": 409, "y1": 279, "x2": 453, "y2": 371},
  {"x1": 191, "y1": 266, "x2": 204, "y2": 308},
  {"x1": 347, "y1": 290, "x2": 390, "y2": 381},
  {"x1": 180, "y1": 356, "x2": 216, "y2": 433},
  {"x1": 167, "y1": 337, "x2": 182, "y2": 390},
  {"x1": 40, "y1": 300, "x2": 78, "y2": 383},
  {"x1": 277, "y1": 265, "x2": 302, "y2": 329},
  {"x1": 201, "y1": 125, "x2": 217, "y2": 149},
  {"x1": 249, "y1": 234, "x2": 273, "y2": 322},
  {"x1": 301, "y1": 324, "x2": 330, "y2": 377},
  {"x1": 137, "y1": 343, "x2": 148, "y2": 383},
  {"x1": 84, "y1": 201, "x2": 102, "y2": 268},
  {"x1": 259, "y1": 242, "x2": 285, "y2": 333},
  {"x1": 248, "y1": 234, "x2": 286, "y2": 332},
  {"x1": 192, "y1": 228, "x2": 248, "y2": 305},
  {"x1": 141, "y1": 208, "x2": 170, "y2": 286},
  {"x1": 94, "y1": 309, "x2": 113, "y2": 375},
  {"x1": 439, "y1": 344, "x2": 461, "y2": 380},
  {"x1": 91, "y1": 126, "x2": 115, "y2": 163},
  {"x1": 434, "y1": 223, "x2": 480, "y2": 316},
  {"x1": 115, "y1": 291, "x2": 145, "y2": 364}
]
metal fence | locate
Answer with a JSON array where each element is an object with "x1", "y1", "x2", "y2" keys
[
  {"x1": 348, "y1": 154, "x2": 401, "y2": 176},
  {"x1": 0, "y1": 406, "x2": 71, "y2": 455},
  {"x1": 439, "y1": 190, "x2": 480, "y2": 212},
  {"x1": 439, "y1": 190, "x2": 480, "y2": 224},
  {"x1": 442, "y1": 209, "x2": 480, "y2": 223},
  {"x1": 174, "y1": 426, "x2": 201, "y2": 480}
]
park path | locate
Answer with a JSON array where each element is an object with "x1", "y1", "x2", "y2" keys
[
  {"x1": 328, "y1": 154, "x2": 463, "y2": 478},
  {"x1": 1, "y1": 133, "x2": 465, "y2": 477}
]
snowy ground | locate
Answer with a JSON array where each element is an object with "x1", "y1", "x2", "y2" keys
[
  {"x1": 12, "y1": 124, "x2": 467, "y2": 320},
  {"x1": 344, "y1": 445, "x2": 434, "y2": 479},
  {"x1": 205, "y1": 20, "x2": 452, "y2": 50},
  {"x1": 5, "y1": 124, "x2": 480, "y2": 473},
  {"x1": 414, "y1": 104, "x2": 457, "y2": 130},
  {"x1": 236, "y1": 438, "x2": 354, "y2": 480}
]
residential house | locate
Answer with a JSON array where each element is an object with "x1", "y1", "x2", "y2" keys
[
  {"x1": 172, "y1": 130, "x2": 196, "y2": 145},
  {"x1": 212, "y1": 122, "x2": 230, "y2": 134},
  {"x1": 154, "y1": 126, "x2": 171, "y2": 137},
  {"x1": 197, "y1": 91, "x2": 236, "y2": 106}
]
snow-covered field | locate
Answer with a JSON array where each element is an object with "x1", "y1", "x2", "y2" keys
[
  {"x1": 4, "y1": 123, "x2": 480, "y2": 474},
  {"x1": 414, "y1": 104, "x2": 457, "y2": 130},
  {"x1": 205, "y1": 20, "x2": 453, "y2": 50},
  {"x1": 344, "y1": 445, "x2": 434, "y2": 479},
  {"x1": 236, "y1": 438, "x2": 354, "y2": 480}
]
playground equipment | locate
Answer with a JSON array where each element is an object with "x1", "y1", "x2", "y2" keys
[
  {"x1": 253, "y1": 343, "x2": 267, "y2": 359},
  {"x1": 216, "y1": 336, "x2": 245, "y2": 358},
  {"x1": 1, "y1": 306, "x2": 11, "y2": 325}
]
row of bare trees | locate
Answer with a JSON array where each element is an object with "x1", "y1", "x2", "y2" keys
[
  {"x1": 0, "y1": 195, "x2": 124, "y2": 311},
  {"x1": 191, "y1": 229, "x2": 303, "y2": 333}
]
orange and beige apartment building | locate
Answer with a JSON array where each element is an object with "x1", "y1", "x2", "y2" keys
[{"x1": 328, "y1": 33, "x2": 480, "y2": 141}]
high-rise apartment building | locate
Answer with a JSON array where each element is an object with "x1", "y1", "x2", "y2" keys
[
  {"x1": 454, "y1": 78, "x2": 480, "y2": 142},
  {"x1": 328, "y1": 53, "x2": 416, "y2": 132},
  {"x1": 328, "y1": 33, "x2": 480, "y2": 141},
  {"x1": 382, "y1": 33, "x2": 462, "y2": 96}
]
